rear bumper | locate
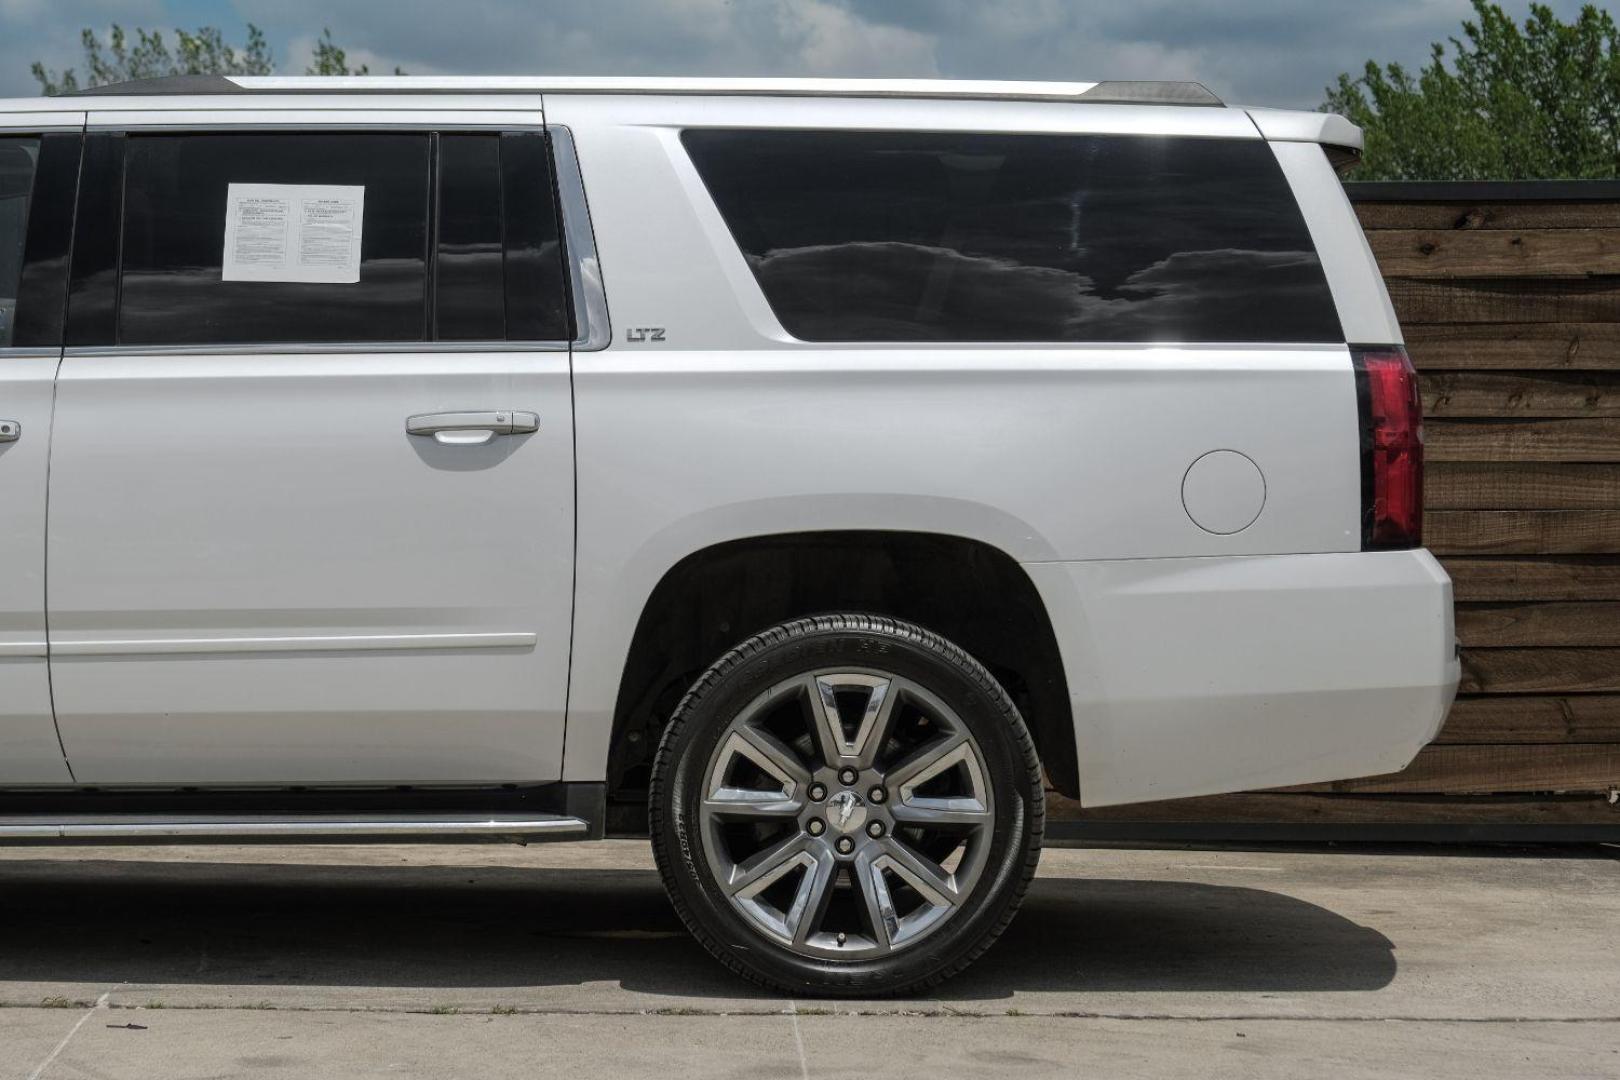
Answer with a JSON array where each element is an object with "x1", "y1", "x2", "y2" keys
[{"x1": 1023, "y1": 550, "x2": 1459, "y2": 808}]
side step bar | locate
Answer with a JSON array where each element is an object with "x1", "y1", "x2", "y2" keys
[{"x1": 0, "y1": 812, "x2": 590, "y2": 844}]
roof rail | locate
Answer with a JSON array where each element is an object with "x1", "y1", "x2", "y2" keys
[
  {"x1": 61, "y1": 74, "x2": 1225, "y2": 107},
  {"x1": 68, "y1": 74, "x2": 245, "y2": 96}
]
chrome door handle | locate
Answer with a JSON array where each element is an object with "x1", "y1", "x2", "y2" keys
[
  {"x1": 0, "y1": 420, "x2": 18, "y2": 443},
  {"x1": 406, "y1": 411, "x2": 538, "y2": 446}
]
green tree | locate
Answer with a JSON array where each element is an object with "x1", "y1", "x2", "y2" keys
[
  {"x1": 1323, "y1": 1, "x2": 1620, "y2": 180},
  {"x1": 32, "y1": 24, "x2": 396, "y2": 96}
]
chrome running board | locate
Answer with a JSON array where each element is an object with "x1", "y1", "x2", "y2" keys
[{"x1": 0, "y1": 812, "x2": 590, "y2": 844}]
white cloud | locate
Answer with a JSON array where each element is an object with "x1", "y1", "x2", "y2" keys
[{"x1": 777, "y1": 1, "x2": 938, "y2": 76}]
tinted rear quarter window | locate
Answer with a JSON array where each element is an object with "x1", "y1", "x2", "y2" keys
[{"x1": 682, "y1": 130, "x2": 1342, "y2": 344}]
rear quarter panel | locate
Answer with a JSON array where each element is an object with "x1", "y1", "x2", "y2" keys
[{"x1": 549, "y1": 95, "x2": 1368, "y2": 785}]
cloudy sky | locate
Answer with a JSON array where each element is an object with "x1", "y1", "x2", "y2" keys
[{"x1": 0, "y1": 0, "x2": 1599, "y2": 107}]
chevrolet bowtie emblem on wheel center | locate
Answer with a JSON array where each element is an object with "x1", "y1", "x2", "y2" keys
[{"x1": 827, "y1": 790, "x2": 868, "y2": 835}]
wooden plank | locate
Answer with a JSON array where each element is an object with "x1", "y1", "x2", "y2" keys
[
  {"x1": 1427, "y1": 510, "x2": 1620, "y2": 553},
  {"x1": 1427, "y1": 463, "x2": 1620, "y2": 509},
  {"x1": 1442, "y1": 557, "x2": 1620, "y2": 601},
  {"x1": 1427, "y1": 418, "x2": 1620, "y2": 462},
  {"x1": 1457, "y1": 603, "x2": 1620, "y2": 647},
  {"x1": 1356, "y1": 202, "x2": 1620, "y2": 232},
  {"x1": 1405, "y1": 323, "x2": 1620, "y2": 370},
  {"x1": 1422, "y1": 371, "x2": 1620, "y2": 418},
  {"x1": 1369, "y1": 229, "x2": 1620, "y2": 277},
  {"x1": 1049, "y1": 791, "x2": 1620, "y2": 824},
  {"x1": 1285, "y1": 743, "x2": 1620, "y2": 794},
  {"x1": 1460, "y1": 647, "x2": 1620, "y2": 694},
  {"x1": 1387, "y1": 278, "x2": 1620, "y2": 324},
  {"x1": 1437, "y1": 694, "x2": 1620, "y2": 742}
]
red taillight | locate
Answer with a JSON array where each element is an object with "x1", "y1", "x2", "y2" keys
[{"x1": 1353, "y1": 346, "x2": 1423, "y2": 549}]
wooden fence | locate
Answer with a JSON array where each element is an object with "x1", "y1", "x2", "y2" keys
[{"x1": 1051, "y1": 180, "x2": 1620, "y2": 840}]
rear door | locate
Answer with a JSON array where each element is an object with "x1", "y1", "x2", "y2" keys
[
  {"x1": 0, "y1": 114, "x2": 78, "y2": 783},
  {"x1": 46, "y1": 109, "x2": 578, "y2": 784}
]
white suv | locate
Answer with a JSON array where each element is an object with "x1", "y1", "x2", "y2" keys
[{"x1": 0, "y1": 76, "x2": 1458, "y2": 995}]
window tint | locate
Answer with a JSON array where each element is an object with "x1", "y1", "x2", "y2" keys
[
  {"x1": 65, "y1": 134, "x2": 122, "y2": 346},
  {"x1": 106, "y1": 131, "x2": 571, "y2": 347},
  {"x1": 435, "y1": 134, "x2": 506, "y2": 340},
  {"x1": 120, "y1": 133, "x2": 431, "y2": 345},
  {"x1": 0, "y1": 137, "x2": 39, "y2": 346},
  {"x1": 498, "y1": 132, "x2": 571, "y2": 342},
  {"x1": 682, "y1": 130, "x2": 1343, "y2": 344},
  {"x1": 13, "y1": 133, "x2": 82, "y2": 348},
  {"x1": 434, "y1": 132, "x2": 570, "y2": 342}
]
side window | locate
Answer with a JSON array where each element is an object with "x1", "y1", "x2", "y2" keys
[
  {"x1": 435, "y1": 132, "x2": 571, "y2": 342},
  {"x1": 435, "y1": 134, "x2": 505, "y2": 340},
  {"x1": 102, "y1": 130, "x2": 571, "y2": 347},
  {"x1": 682, "y1": 129, "x2": 1343, "y2": 344},
  {"x1": 120, "y1": 133, "x2": 431, "y2": 345},
  {"x1": 0, "y1": 137, "x2": 38, "y2": 345}
]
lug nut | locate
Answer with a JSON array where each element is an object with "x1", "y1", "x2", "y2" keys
[
  {"x1": 838, "y1": 767, "x2": 859, "y2": 785},
  {"x1": 807, "y1": 782, "x2": 827, "y2": 802},
  {"x1": 866, "y1": 821, "x2": 884, "y2": 838},
  {"x1": 868, "y1": 786, "x2": 887, "y2": 804},
  {"x1": 835, "y1": 836, "x2": 855, "y2": 855},
  {"x1": 807, "y1": 818, "x2": 826, "y2": 836}
]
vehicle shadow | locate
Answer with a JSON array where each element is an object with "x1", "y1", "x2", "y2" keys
[{"x1": 0, "y1": 857, "x2": 1395, "y2": 1001}]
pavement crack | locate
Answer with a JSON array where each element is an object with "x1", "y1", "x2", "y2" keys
[
  {"x1": 26, "y1": 991, "x2": 108, "y2": 1080},
  {"x1": 788, "y1": 1001, "x2": 811, "y2": 1080}
]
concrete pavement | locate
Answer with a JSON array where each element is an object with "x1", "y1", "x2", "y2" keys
[{"x1": 0, "y1": 840, "x2": 1616, "y2": 1077}]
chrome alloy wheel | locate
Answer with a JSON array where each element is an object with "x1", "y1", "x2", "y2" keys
[{"x1": 698, "y1": 669, "x2": 995, "y2": 960}]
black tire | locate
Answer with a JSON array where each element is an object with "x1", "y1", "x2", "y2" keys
[{"x1": 650, "y1": 613, "x2": 1044, "y2": 996}]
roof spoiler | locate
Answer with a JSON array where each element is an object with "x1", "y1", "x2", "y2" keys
[
  {"x1": 1246, "y1": 108, "x2": 1364, "y2": 174},
  {"x1": 1076, "y1": 81, "x2": 1222, "y2": 107},
  {"x1": 1247, "y1": 107, "x2": 1363, "y2": 152}
]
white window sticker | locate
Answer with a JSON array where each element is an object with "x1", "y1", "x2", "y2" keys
[{"x1": 221, "y1": 183, "x2": 365, "y2": 284}]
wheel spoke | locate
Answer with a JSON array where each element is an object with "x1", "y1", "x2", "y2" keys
[
  {"x1": 890, "y1": 795, "x2": 991, "y2": 828},
  {"x1": 726, "y1": 833, "x2": 813, "y2": 898},
  {"x1": 875, "y1": 836, "x2": 959, "y2": 906},
  {"x1": 885, "y1": 731, "x2": 970, "y2": 794},
  {"x1": 783, "y1": 848, "x2": 838, "y2": 947},
  {"x1": 854, "y1": 848, "x2": 900, "y2": 950},
  {"x1": 733, "y1": 726, "x2": 813, "y2": 789},
  {"x1": 703, "y1": 787, "x2": 804, "y2": 819},
  {"x1": 808, "y1": 673, "x2": 898, "y2": 767},
  {"x1": 889, "y1": 734, "x2": 990, "y2": 828},
  {"x1": 704, "y1": 727, "x2": 812, "y2": 821}
]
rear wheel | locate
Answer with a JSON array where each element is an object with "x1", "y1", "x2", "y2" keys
[{"x1": 650, "y1": 613, "x2": 1043, "y2": 996}]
